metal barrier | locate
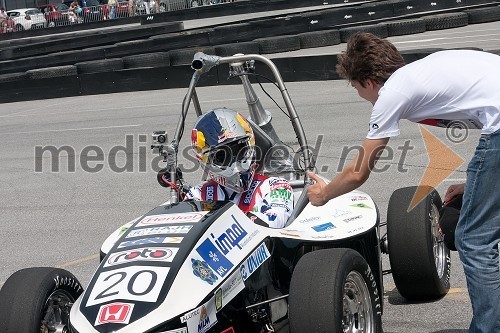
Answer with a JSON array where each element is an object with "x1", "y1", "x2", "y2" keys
[{"x1": 0, "y1": 0, "x2": 239, "y2": 34}]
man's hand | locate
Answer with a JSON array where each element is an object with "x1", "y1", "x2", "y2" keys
[
  {"x1": 444, "y1": 183, "x2": 465, "y2": 204},
  {"x1": 307, "y1": 171, "x2": 328, "y2": 206}
]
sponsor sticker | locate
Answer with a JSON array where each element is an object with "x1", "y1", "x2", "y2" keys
[
  {"x1": 350, "y1": 203, "x2": 372, "y2": 209},
  {"x1": 311, "y1": 222, "x2": 336, "y2": 232},
  {"x1": 343, "y1": 215, "x2": 362, "y2": 223},
  {"x1": 126, "y1": 225, "x2": 193, "y2": 238},
  {"x1": 192, "y1": 259, "x2": 218, "y2": 285},
  {"x1": 331, "y1": 208, "x2": 351, "y2": 218},
  {"x1": 95, "y1": 302, "x2": 134, "y2": 326},
  {"x1": 160, "y1": 329, "x2": 187, "y2": 333},
  {"x1": 117, "y1": 236, "x2": 183, "y2": 249},
  {"x1": 350, "y1": 195, "x2": 368, "y2": 202},
  {"x1": 184, "y1": 299, "x2": 218, "y2": 333},
  {"x1": 215, "y1": 269, "x2": 245, "y2": 312},
  {"x1": 297, "y1": 216, "x2": 320, "y2": 224},
  {"x1": 104, "y1": 247, "x2": 178, "y2": 267},
  {"x1": 137, "y1": 212, "x2": 208, "y2": 226},
  {"x1": 240, "y1": 242, "x2": 271, "y2": 281},
  {"x1": 86, "y1": 266, "x2": 170, "y2": 307},
  {"x1": 196, "y1": 238, "x2": 234, "y2": 278}
]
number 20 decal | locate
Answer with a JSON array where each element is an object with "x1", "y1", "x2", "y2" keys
[{"x1": 86, "y1": 266, "x2": 170, "y2": 307}]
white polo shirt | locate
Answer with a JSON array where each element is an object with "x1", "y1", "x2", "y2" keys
[{"x1": 367, "y1": 50, "x2": 500, "y2": 139}]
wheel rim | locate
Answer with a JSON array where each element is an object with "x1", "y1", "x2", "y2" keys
[
  {"x1": 40, "y1": 290, "x2": 74, "y2": 333},
  {"x1": 191, "y1": 1, "x2": 199, "y2": 7},
  {"x1": 431, "y1": 204, "x2": 446, "y2": 278},
  {"x1": 342, "y1": 271, "x2": 374, "y2": 333}
]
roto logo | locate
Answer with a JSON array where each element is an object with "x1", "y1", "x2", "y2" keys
[
  {"x1": 104, "y1": 247, "x2": 178, "y2": 267},
  {"x1": 137, "y1": 212, "x2": 208, "y2": 226}
]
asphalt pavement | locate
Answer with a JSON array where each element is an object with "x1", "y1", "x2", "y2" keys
[{"x1": 1, "y1": 18, "x2": 499, "y2": 333}]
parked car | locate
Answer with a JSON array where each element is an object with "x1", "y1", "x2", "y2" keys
[
  {"x1": 0, "y1": 16, "x2": 15, "y2": 33},
  {"x1": 36, "y1": 3, "x2": 71, "y2": 27},
  {"x1": 6, "y1": 8, "x2": 47, "y2": 31}
]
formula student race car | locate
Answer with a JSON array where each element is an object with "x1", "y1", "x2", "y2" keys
[{"x1": 0, "y1": 53, "x2": 451, "y2": 333}]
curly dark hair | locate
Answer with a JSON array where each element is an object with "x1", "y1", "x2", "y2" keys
[{"x1": 336, "y1": 32, "x2": 405, "y2": 87}]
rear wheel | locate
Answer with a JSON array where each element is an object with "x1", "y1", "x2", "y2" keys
[
  {"x1": 387, "y1": 186, "x2": 451, "y2": 300},
  {"x1": 15, "y1": 23, "x2": 24, "y2": 31},
  {"x1": 289, "y1": 248, "x2": 382, "y2": 333},
  {"x1": 0, "y1": 267, "x2": 83, "y2": 333}
]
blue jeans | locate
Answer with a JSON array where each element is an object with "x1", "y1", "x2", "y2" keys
[{"x1": 455, "y1": 128, "x2": 500, "y2": 333}]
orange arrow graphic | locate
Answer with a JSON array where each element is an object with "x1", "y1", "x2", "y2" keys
[{"x1": 408, "y1": 125, "x2": 465, "y2": 211}]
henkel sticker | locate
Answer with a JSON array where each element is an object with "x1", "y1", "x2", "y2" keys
[
  {"x1": 126, "y1": 225, "x2": 192, "y2": 238},
  {"x1": 95, "y1": 302, "x2": 134, "y2": 326},
  {"x1": 118, "y1": 236, "x2": 183, "y2": 249},
  {"x1": 184, "y1": 298, "x2": 218, "y2": 333},
  {"x1": 104, "y1": 247, "x2": 178, "y2": 267},
  {"x1": 240, "y1": 242, "x2": 270, "y2": 281},
  {"x1": 86, "y1": 266, "x2": 170, "y2": 307},
  {"x1": 137, "y1": 212, "x2": 208, "y2": 226}
]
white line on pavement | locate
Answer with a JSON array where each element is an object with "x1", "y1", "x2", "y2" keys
[{"x1": 0, "y1": 124, "x2": 143, "y2": 135}]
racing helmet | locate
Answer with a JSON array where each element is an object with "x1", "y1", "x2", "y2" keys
[{"x1": 192, "y1": 108, "x2": 256, "y2": 193}]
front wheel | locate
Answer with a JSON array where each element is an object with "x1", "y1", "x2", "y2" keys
[
  {"x1": 289, "y1": 248, "x2": 382, "y2": 333},
  {"x1": 387, "y1": 186, "x2": 451, "y2": 300},
  {"x1": 0, "y1": 267, "x2": 83, "y2": 333},
  {"x1": 15, "y1": 24, "x2": 24, "y2": 31}
]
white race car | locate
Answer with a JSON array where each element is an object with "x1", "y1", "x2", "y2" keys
[{"x1": 0, "y1": 53, "x2": 450, "y2": 333}]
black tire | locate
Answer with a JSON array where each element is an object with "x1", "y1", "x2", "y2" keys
[
  {"x1": 123, "y1": 52, "x2": 170, "y2": 68},
  {"x1": 0, "y1": 267, "x2": 83, "y2": 333},
  {"x1": 214, "y1": 41, "x2": 260, "y2": 57},
  {"x1": 76, "y1": 58, "x2": 124, "y2": 74},
  {"x1": 253, "y1": 35, "x2": 300, "y2": 54},
  {"x1": 464, "y1": 6, "x2": 500, "y2": 24},
  {"x1": 26, "y1": 65, "x2": 78, "y2": 79},
  {"x1": 386, "y1": 18, "x2": 426, "y2": 37},
  {"x1": 0, "y1": 72, "x2": 27, "y2": 82},
  {"x1": 297, "y1": 29, "x2": 341, "y2": 49},
  {"x1": 340, "y1": 23, "x2": 388, "y2": 43},
  {"x1": 15, "y1": 24, "x2": 24, "y2": 32},
  {"x1": 387, "y1": 186, "x2": 451, "y2": 301},
  {"x1": 169, "y1": 46, "x2": 215, "y2": 66},
  {"x1": 289, "y1": 248, "x2": 382, "y2": 333},
  {"x1": 422, "y1": 12, "x2": 469, "y2": 31}
]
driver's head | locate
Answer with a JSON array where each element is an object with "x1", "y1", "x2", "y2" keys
[{"x1": 191, "y1": 108, "x2": 256, "y2": 193}]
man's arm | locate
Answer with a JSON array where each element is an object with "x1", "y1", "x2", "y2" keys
[{"x1": 307, "y1": 137, "x2": 389, "y2": 206}]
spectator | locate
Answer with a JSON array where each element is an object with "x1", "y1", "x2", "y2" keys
[
  {"x1": 0, "y1": 8, "x2": 7, "y2": 20},
  {"x1": 108, "y1": 0, "x2": 117, "y2": 19}
]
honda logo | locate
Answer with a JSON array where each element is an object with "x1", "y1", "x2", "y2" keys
[{"x1": 95, "y1": 302, "x2": 134, "y2": 326}]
